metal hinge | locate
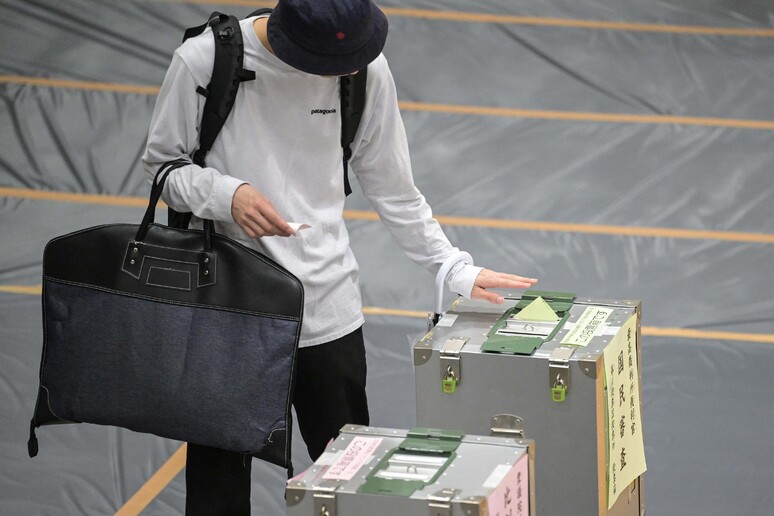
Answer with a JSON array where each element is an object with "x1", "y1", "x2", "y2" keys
[
  {"x1": 427, "y1": 488, "x2": 460, "y2": 516},
  {"x1": 491, "y1": 414, "x2": 525, "y2": 438},
  {"x1": 313, "y1": 481, "x2": 340, "y2": 516}
]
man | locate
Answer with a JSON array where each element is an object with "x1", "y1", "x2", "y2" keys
[{"x1": 143, "y1": 0, "x2": 538, "y2": 513}]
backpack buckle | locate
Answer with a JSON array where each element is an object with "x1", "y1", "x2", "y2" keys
[{"x1": 217, "y1": 26, "x2": 234, "y2": 41}]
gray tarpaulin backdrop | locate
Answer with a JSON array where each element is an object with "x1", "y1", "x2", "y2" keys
[{"x1": 1, "y1": 0, "x2": 773, "y2": 514}]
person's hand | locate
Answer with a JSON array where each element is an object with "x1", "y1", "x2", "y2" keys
[
  {"x1": 471, "y1": 269, "x2": 538, "y2": 304},
  {"x1": 231, "y1": 184, "x2": 293, "y2": 237}
]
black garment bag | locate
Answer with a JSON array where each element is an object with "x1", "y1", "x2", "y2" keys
[{"x1": 28, "y1": 162, "x2": 303, "y2": 469}]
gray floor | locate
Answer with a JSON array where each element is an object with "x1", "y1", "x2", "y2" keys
[{"x1": 1, "y1": 0, "x2": 773, "y2": 514}]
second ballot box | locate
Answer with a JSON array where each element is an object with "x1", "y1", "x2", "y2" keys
[{"x1": 286, "y1": 425, "x2": 535, "y2": 516}]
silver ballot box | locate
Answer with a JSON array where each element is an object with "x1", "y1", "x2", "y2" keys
[
  {"x1": 286, "y1": 425, "x2": 535, "y2": 516},
  {"x1": 414, "y1": 290, "x2": 646, "y2": 516}
]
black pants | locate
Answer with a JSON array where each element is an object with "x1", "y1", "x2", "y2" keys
[{"x1": 185, "y1": 326, "x2": 369, "y2": 515}]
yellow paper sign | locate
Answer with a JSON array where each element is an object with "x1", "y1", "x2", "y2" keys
[{"x1": 604, "y1": 313, "x2": 646, "y2": 510}]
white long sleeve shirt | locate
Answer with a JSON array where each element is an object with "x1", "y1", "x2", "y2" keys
[{"x1": 142, "y1": 16, "x2": 481, "y2": 346}]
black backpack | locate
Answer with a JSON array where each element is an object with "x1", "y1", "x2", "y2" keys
[{"x1": 169, "y1": 9, "x2": 368, "y2": 229}]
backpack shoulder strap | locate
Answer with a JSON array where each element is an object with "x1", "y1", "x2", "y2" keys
[
  {"x1": 340, "y1": 67, "x2": 368, "y2": 197},
  {"x1": 168, "y1": 11, "x2": 258, "y2": 228},
  {"x1": 192, "y1": 11, "x2": 256, "y2": 167}
]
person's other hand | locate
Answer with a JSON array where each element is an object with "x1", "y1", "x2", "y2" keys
[
  {"x1": 231, "y1": 184, "x2": 293, "y2": 237},
  {"x1": 471, "y1": 269, "x2": 538, "y2": 304}
]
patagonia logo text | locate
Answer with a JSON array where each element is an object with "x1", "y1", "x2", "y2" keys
[{"x1": 311, "y1": 108, "x2": 337, "y2": 115}]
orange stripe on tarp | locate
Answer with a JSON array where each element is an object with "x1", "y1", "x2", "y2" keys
[
  {"x1": 641, "y1": 326, "x2": 774, "y2": 344},
  {"x1": 343, "y1": 209, "x2": 774, "y2": 244},
  {"x1": 144, "y1": 0, "x2": 774, "y2": 37},
  {"x1": 0, "y1": 75, "x2": 160, "y2": 95},
  {"x1": 0, "y1": 285, "x2": 42, "y2": 295},
  {"x1": 0, "y1": 187, "x2": 161, "y2": 208},
  {"x1": 2, "y1": 188, "x2": 774, "y2": 244},
  {"x1": 381, "y1": 7, "x2": 774, "y2": 37},
  {"x1": 114, "y1": 443, "x2": 187, "y2": 516},
  {"x1": 3, "y1": 75, "x2": 774, "y2": 130},
  {"x1": 397, "y1": 101, "x2": 774, "y2": 130},
  {"x1": 362, "y1": 306, "x2": 428, "y2": 318}
]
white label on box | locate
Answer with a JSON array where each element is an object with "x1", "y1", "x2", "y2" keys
[
  {"x1": 315, "y1": 451, "x2": 341, "y2": 466},
  {"x1": 487, "y1": 454, "x2": 529, "y2": 516},
  {"x1": 436, "y1": 314, "x2": 458, "y2": 327},
  {"x1": 483, "y1": 464, "x2": 512, "y2": 489},
  {"x1": 322, "y1": 436, "x2": 383, "y2": 481},
  {"x1": 561, "y1": 306, "x2": 614, "y2": 346},
  {"x1": 600, "y1": 325, "x2": 621, "y2": 336},
  {"x1": 564, "y1": 321, "x2": 621, "y2": 337}
]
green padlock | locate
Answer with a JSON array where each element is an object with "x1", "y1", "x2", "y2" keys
[
  {"x1": 442, "y1": 378, "x2": 457, "y2": 394},
  {"x1": 442, "y1": 368, "x2": 458, "y2": 394},
  {"x1": 551, "y1": 380, "x2": 567, "y2": 402}
]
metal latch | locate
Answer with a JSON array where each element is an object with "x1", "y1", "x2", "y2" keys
[
  {"x1": 427, "y1": 488, "x2": 460, "y2": 516},
  {"x1": 490, "y1": 414, "x2": 524, "y2": 438},
  {"x1": 440, "y1": 337, "x2": 468, "y2": 394},
  {"x1": 427, "y1": 311, "x2": 441, "y2": 332},
  {"x1": 549, "y1": 346, "x2": 575, "y2": 402},
  {"x1": 313, "y1": 481, "x2": 340, "y2": 516}
]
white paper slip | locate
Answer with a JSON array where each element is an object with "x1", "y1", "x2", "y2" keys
[
  {"x1": 436, "y1": 314, "x2": 458, "y2": 327},
  {"x1": 288, "y1": 222, "x2": 311, "y2": 234}
]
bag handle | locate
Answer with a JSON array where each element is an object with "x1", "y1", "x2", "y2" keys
[{"x1": 135, "y1": 160, "x2": 215, "y2": 253}]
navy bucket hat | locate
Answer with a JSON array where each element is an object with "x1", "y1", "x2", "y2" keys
[{"x1": 267, "y1": 0, "x2": 388, "y2": 76}]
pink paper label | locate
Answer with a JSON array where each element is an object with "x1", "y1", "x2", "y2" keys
[
  {"x1": 487, "y1": 454, "x2": 529, "y2": 516},
  {"x1": 322, "y1": 436, "x2": 383, "y2": 481}
]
